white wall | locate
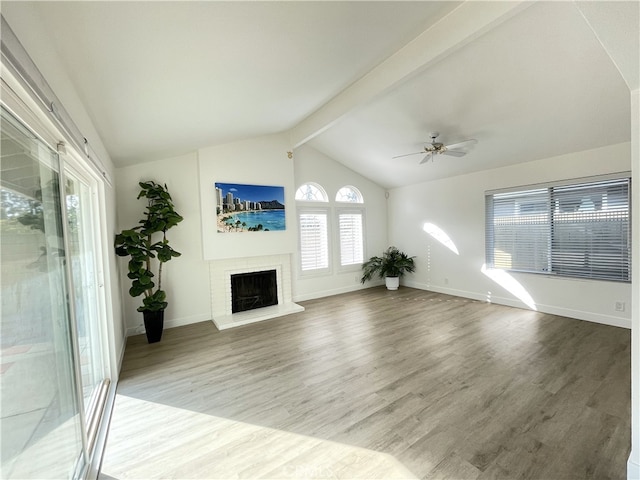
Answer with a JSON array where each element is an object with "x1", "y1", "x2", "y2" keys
[
  {"x1": 388, "y1": 142, "x2": 632, "y2": 328},
  {"x1": 199, "y1": 133, "x2": 297, "y2": 260},
  {"x1": 115, "y1": 153, "x2": 211, "y2": 335},
  {"x1": 292, "y1": 144, "x2": 389, "y2": 300},
  {"x1": 115, "y1": 137, "x2": 391, "y2": 332}
]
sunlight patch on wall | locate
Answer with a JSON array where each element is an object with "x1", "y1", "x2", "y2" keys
[
  {"x1": 481, "y1": 264, "x2": 537, "y2": 311},
  {"x1": 423, "y1": 223, "x2": 459, "y2": 255}
]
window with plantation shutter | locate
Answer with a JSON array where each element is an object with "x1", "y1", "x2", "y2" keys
[
  {"x1": 338, "y1": 210, "x2": 364, "y2": 266},
  {"x1": 486, "y1": 176, "x2": 631, "y2": 282},
  {"x1": 299, "y1": 210, "x2": 329, "y2": 272}
]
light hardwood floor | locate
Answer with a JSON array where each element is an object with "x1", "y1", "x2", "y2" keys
[{"x1": 100, "y1": 288, "x2": 630, "y2": 479}]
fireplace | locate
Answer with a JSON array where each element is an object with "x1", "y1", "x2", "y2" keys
[
  {"x1": 209, "y1": 254, "x2": 304, "y2": 330},
  {"x1": 231, "y1": 270, "x2": 278, "y2": 313}
]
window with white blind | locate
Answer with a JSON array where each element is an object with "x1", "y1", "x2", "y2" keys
[
  {"x1": 338, "y1": 210, "x2": 364, "y2": 266},
  {"x1": 298, "y1": 210, "x2": 329, "y2": 272},
  {"x1": 486, "y1": 176, "x2": 631, "y2": 282}
]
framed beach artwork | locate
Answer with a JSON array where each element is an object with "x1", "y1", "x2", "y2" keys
[{"x1": 215, "y1": 182, "x2": 286, "y2": 233}]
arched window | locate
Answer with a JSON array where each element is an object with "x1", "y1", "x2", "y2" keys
[
  {"x1": 295, "y1": 183, "x2": 328, "y2": 202},
  {"x1": 296, "y1": 183, "x2": 329, "y2": 273},
  {"x1": 335, "y1": 185, "x2": 363, "y2": 203},
  {"x1": 337, "y1": 209, "x2": 364, "y2": 266},
  {"x1": 335, "y1": 186, "x2": 365, "y2": 267}
]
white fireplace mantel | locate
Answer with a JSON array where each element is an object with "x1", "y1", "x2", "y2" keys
[{"x1": 209, "y1": 254, "x2": 304, "y2": 330}]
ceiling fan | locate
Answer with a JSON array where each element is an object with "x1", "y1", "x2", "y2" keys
[{"x1": 393, "y1": 132, "x2": 477, "y2": 164}]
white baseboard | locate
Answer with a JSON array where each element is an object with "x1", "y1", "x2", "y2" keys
[
  {"x1": 124, "y1": 281, "x2": 630, "y2": 335},
  {"x1": 126, "y1": 313, "x2": 211, "y2": 337},
  {"x1": 293, "y1": 282, "x2": 379, "y2": 303},
  {"x1": 403, "y1": 280, "x2": 631, "y2": 329}
]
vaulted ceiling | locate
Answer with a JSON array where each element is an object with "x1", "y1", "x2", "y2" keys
[{"x1": 3, "y1": 1, "x2": 638, "y2": 189}]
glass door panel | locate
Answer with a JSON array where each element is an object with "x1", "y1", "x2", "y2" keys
[
  {"x1": 0, "y1": 108, "x2": 85, "y2": 478},
  {"x1": 64, "y1": 167, "x2": 108, "y2": 438}
]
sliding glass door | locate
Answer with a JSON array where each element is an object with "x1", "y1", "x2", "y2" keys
[
  {"x1": 64, "y1": 164, "x2": 110, "y2": 446},
  {"x1": 1, "y1": 107, "x2": 110, "y2": 478}
]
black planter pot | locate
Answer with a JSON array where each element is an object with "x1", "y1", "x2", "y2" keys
[{"x1": 143, "y1": 309, "x2": 165, "y2": 343}]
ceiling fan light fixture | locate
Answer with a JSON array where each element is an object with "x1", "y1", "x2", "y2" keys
[{"x1": 392, "y1": 131, "x2": 478, "y2": 164}]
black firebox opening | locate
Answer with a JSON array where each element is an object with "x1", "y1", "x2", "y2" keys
[{"x1": 231, "y1": 270, "x2": 278, "y2": 313}]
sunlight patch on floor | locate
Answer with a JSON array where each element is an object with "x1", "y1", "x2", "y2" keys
[
  {"x1": 100, "y1": 394, "x2": 417, "y2": 479},
  {"x1": 481, "y1": 264, "x2": 537, "y2": 310}
]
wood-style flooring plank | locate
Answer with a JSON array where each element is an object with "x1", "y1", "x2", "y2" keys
[{"x1": 101, "y1": 288, "x2": 630, "y2": 479}]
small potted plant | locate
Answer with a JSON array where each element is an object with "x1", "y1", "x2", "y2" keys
[
  {"x1": 361, "y1": 246, "x2": 416, "y2": 290},
  {"x1": 114, "y1": 181, "x2": 183, "y2": 343}
]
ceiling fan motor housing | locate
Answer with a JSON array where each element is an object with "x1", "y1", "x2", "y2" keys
[{"x1": 428, "y1": 132, "x2": 444, "y2": 152}]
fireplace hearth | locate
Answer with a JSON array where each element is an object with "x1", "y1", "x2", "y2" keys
[{"x1": 209, "y1": 254, "x2": 305, "y2": 330}]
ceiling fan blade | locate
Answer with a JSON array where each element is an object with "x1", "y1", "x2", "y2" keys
[
  {"x1": 392, "y1": 151, "x2": 424, "y2": 159},
  {"x1": 445, "y1": 139, "x2": 477, "y2": 150},
  {"x1": 419, "y1": 153, "x2": 432, "y2": 164},
  {"x1": 442, "y1": 150, "x2": 466, "y2": 157}
]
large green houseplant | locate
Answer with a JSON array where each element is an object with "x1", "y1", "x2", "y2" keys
[
  {"x1": 114, "y1": 181, "x2": 183, "y2": 343},
  {"x1": 361, "y1": 246, "x2": 416, "y2": 290}
]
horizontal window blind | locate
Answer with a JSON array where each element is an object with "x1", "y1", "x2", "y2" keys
[
  {"x1": 338, "y1": 212, "x2": 363, "y2": 266},
  {"x1": 551, "y1": 178, "x2": 630, "y2": 281},
  {"x1": 486, "y1": 177, "x2": 630, "y2": 282},
  {"x1": 487, "y1": 188, "x2": 550, "y2": 273},
  {"x1": 299, "y1": 212, "x2": 329, "y2": 271}
]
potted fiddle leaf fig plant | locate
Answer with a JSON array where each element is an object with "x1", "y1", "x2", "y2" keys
[
  {"x1": 114, "y1": 181, "x2": 183, "y2": 343},
  {"x1": 361, "y1": 246, "x2": 416, "y2": 290}
]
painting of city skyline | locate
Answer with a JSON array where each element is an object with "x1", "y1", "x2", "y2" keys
[{"x1": 215, "y1": 182, "x2": 285, "y2": 233}]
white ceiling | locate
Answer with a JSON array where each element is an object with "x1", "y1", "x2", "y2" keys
[
  {"x1": 307, "y1": 1, "x2": 634, "y2": 187},
  {"x1": 6, "y1": 1, "x2": 638, "y2": 189}
]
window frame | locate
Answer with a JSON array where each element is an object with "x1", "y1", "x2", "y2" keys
[
  {"x1": 485, "y1": 173, "x2": 631, "y2": 283},
  {"x1": 295, "y1": 182, "x2": 329, "y2": 202},
  {"x1": 297, "y1": 206, "x2": 332, "y2": 277},
  {"x1": 335, "y1": 185, "x2": 364, "y2": 204},
  {"x1": 335, "y1": 206, "x2": 366, "y2": 271}
]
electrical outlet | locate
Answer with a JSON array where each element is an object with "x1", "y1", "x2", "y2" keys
[
  {"x1": 444, "y1": 278, "x2": 449, "y2": 285},
  {"x1": 614, "y1": 301, "x2": 625, "y2": 312}
]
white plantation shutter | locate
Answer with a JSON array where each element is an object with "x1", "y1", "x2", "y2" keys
[
  {"x1": 486, "y1": 176, "x2": 630, "y2": 282},
  {"x1": 338, "y1": 212, "x2": 364, "y2": 266},
  {"x1": 299, "y1": 211, "x2": 329, "y2": 271}
]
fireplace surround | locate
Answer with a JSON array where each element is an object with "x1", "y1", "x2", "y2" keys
[{"x1": 209, "y1": 254, "x2": 304, "y2": 330}]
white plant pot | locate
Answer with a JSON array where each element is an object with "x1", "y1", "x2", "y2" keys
[{"x1": 385, "y1": 276, "x2": 400, "y2": 290}]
